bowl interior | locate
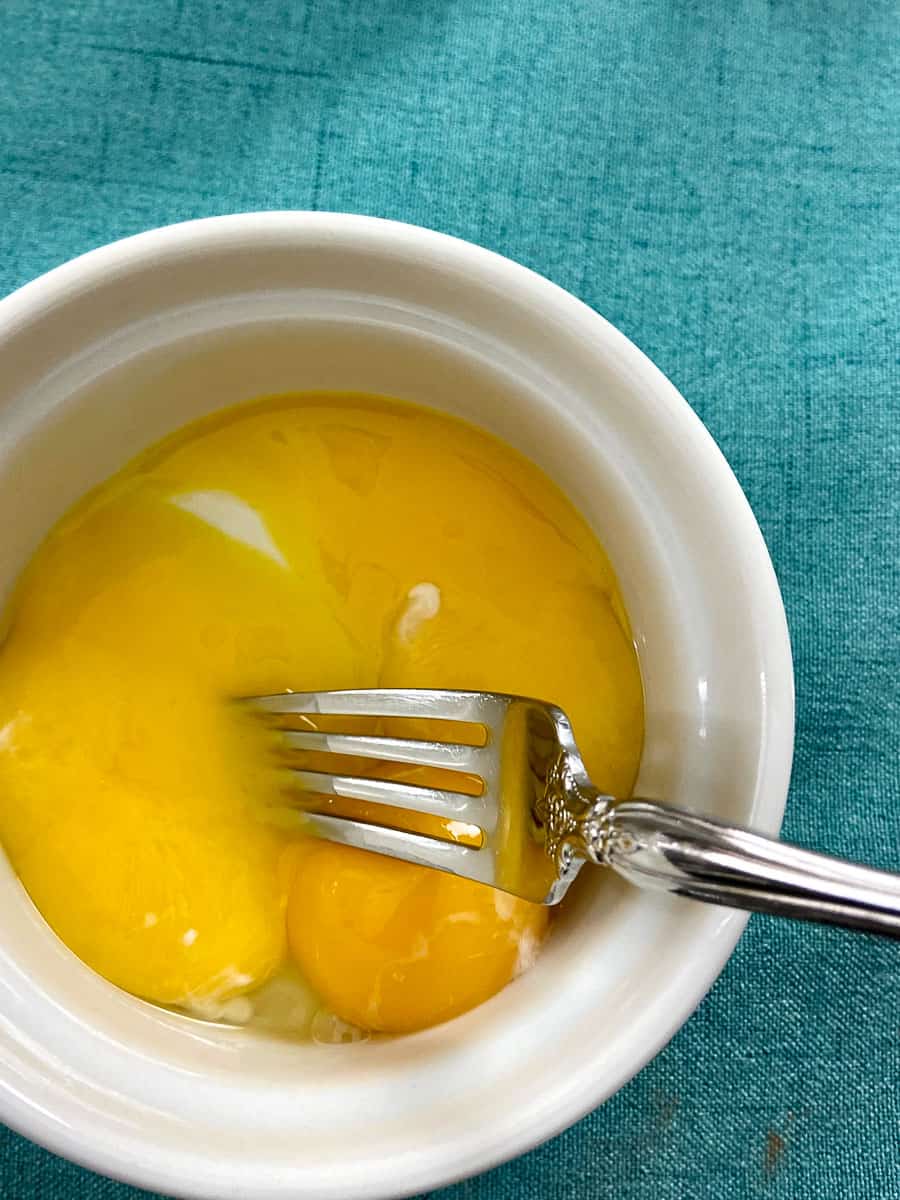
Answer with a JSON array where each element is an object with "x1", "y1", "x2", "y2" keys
[{"x1": 0, "y1": 216, "x2": 793, "y2": 1199}]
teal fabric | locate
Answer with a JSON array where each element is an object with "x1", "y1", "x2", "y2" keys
[{"x1": 1, "y1": 1, "x2": 899, "y2": 1197}]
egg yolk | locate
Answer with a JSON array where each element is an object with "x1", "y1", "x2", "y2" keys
[
  {"x1": 0, "y1": 392, "x2": 643, "y2": 1033},
  {"x1": 284, "y1": 841, "x2": 547, "y2": 1034}
]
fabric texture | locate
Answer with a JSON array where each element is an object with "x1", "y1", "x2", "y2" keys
[{"x1": 1, "y1": 1, "x2": 898, "y2": 1197}]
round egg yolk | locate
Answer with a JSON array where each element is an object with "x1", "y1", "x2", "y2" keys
[
  {"x1": 0, "y1": 392, "x2": 643, "y2": 1029},
  {"x1": 284, "y1": 841, "x2": 548, "y2": 1034}
]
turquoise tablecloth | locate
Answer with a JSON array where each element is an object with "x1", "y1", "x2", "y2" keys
[{"x1": 1, "y1": 1, "x2": 898, "y2": 1197}]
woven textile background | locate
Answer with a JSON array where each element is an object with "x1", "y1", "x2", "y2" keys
[{"x1": 1, "y1": 1, "x2": 898, "y2": 1197}]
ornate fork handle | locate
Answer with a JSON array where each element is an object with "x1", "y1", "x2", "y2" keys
[{"x1": 567, "y1": 797, "x2": 900, "y2": 938}]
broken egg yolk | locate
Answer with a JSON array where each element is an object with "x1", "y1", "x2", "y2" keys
[{"x1": 0, "y1": 393, "x2": 643, "y2": 1035}]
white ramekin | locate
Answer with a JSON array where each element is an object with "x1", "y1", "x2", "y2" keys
[{"x1": 0, "y1": 213, "x2": 793, "y2": 1199}]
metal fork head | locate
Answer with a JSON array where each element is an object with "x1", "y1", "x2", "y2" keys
[{"x1": 246, "y1": 688, "x2": 607, "y2": 905}]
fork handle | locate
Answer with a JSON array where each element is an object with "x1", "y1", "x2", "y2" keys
[{"x1": 591, "y1": 800, "x2": 900, "y2": 938}]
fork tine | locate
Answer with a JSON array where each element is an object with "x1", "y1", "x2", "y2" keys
[
  {"x1": 248, "y1": 688, "x2": 504, "y2": 725},
  {"x1": 276, "y1": 729, "x2": 490, "y2": 775},
  {"x1": 297, "y1": 812, "x2": 497, "y2": 885},
  {"x1": 281, "y1": 768, "x2": 495, "y2": 830}
]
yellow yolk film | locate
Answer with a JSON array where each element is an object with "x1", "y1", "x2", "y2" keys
[{"x1": 0, "y1": 393, "x2": 644, "y2": 1033}]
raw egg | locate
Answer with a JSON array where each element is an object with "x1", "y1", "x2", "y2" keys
[{"x1": 0, "y1": 393, "x2": 643, "y2": 1034}]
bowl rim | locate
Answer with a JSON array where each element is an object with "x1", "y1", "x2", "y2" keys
[{"x1": 0, "y1": 211, "x2": 795, "y2": 1199}]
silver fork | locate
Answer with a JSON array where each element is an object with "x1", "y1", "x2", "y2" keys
[{"x1": 249, "y1": 687, "x2": 900, "y2": 938}]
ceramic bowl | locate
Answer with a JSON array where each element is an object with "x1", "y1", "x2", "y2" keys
[{"x1": 0, "y1": 213, "x2": 793, "y2": 1198}]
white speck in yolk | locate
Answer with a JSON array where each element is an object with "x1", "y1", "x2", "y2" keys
[
  {"x1": 143, "y1": 912, "x2": 158, "y2": 929},
  {"x1": 395, "y1": 582, "x2": 441, "y2": 643},
  {"x1": 182, "y1": 928, "x2": 199, "y2": 947}
]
